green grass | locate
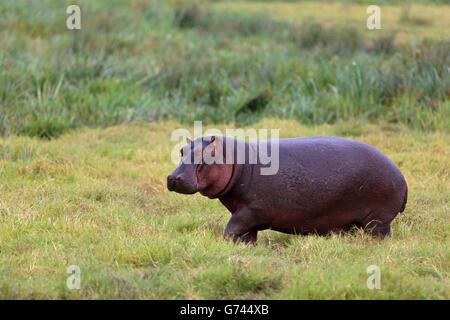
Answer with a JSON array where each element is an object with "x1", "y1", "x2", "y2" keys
[
  {"x1": 0, "y1": 0, "x2": 448, "y2": 299},
  {"x1": 0, "y1": 0, "x2": 449, "y2": 139},
  {"x1": 0, "y1": 120, "x2": 448, "y2": 299},
  {"x1": 217, "y1": 1, "x2": 450, "y2": 41}
]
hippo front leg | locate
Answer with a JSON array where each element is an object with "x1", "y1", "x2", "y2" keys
[{"x1": 223, "y1": 208, "x2": 259, "y2": 244}]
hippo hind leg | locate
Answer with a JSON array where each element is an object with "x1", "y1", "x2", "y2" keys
[
  {"x1": 361, "y1": 209, "x2": 398, "y2": 238},
  {"x1": 364, "y1": 220, "x2": 391, "y2": 237},
  {"x1": 360, "y1": 179, "x2": 407, "y2": 238}
]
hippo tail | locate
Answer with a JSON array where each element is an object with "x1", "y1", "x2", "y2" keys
[{"x1": 399, "y1": 184, "x2": 408, "y2": 213}]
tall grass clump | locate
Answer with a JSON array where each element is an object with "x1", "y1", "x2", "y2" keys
[
  {"x1": 0, "y1": 0, "x2": 448, "y2": 138},
  {"x1": 290, "y1": 21, "x2": 363, "y2": 55}
]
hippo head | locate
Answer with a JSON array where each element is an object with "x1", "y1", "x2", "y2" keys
[{"x1": 167, "y1": 136, "x2": 235, "y2": 198}]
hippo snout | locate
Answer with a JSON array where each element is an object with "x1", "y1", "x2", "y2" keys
[
  {"x1": 167, "y1": 173, "x2": 198, "y2": 194},
  {"x1": 167, "y1": 174, "x2": 179, "y2": 191}
]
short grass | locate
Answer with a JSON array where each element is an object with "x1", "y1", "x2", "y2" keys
[{"x1": 0, "y1": 120, "x2": 448, "y2": 299}]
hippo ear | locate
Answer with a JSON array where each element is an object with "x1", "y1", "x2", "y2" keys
[
  {"x1": 203, "y1": 136, "x2": 221, "y2": 160},
  {"x1": 209, "y1": 136, "x2": 217, "y2": 157},
  {"x1": 186, "y1": 137, "x2": 192, "y2": 144}
]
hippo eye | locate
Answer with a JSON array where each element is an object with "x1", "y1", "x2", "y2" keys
[{"x1": 180, "y1": 148, "x2": 184, "y2": 156}]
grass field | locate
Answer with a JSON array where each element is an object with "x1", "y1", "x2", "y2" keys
[
  {"x1": 0, "y1": 120, "x2": 448, "y2": 299},
  {"x1": 1, "y1": 0, "x2": 449, "y2": 137},
  {"x1": 0, "y1": 0, "x2": 449, "y2": 299},
  {"x1": 218, "y1": 1, "x2": 450, "y2": 41}
]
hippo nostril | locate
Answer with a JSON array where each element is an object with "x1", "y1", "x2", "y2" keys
[{"x1": 167, "y1": 175, "x2": 177, "y2": 190}]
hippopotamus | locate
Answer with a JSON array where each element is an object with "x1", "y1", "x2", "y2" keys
[{"x1": 167, "y1": 135, "x2": 408, "y2": 243}]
